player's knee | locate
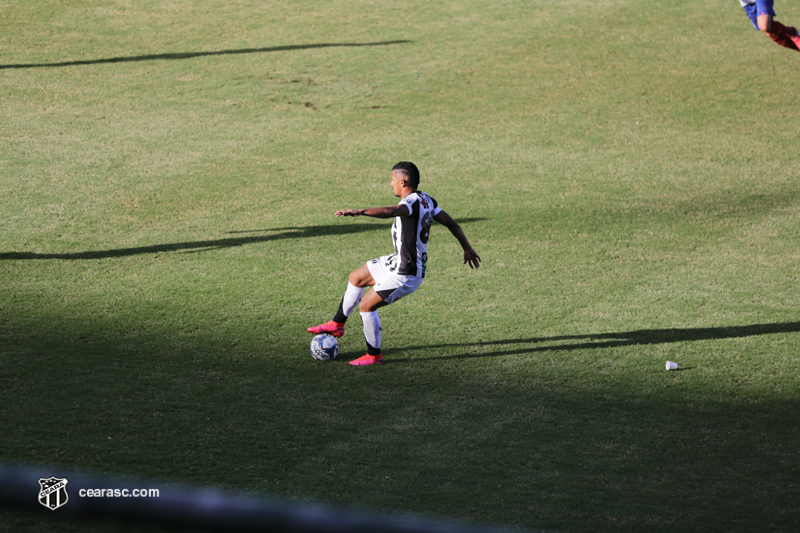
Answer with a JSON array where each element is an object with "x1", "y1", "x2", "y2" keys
[
  {"x1": 359, "y1": 294, "x2": 385, "y2": 313},
  {"x1": 359, "y1": 299, "x2": 377, "y2": 313},
  {"x1": 349, "y1": 269, "x2": 369, "y2": 286}
]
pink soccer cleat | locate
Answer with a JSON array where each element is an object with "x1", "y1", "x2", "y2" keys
[
  {"x1": 789, "y1": 26, "x2": 800, "y2": 48},
  {"x1": 348, "y1": 354, "x2": 385, "y2": 366},
  {"x1": 307, "y1": 320, "x2": 345, "y2": 338}
]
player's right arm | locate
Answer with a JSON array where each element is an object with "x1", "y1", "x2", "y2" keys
[
  {"x1": 336, "y1": 205, "x2": 410, "y2": 219},
  {"x1": 433, "y1": 210, "x2": 481, "y2": 269}
]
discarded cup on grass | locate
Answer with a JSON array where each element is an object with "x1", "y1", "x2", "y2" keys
[{"x1": 666, "y1": 361, "x2": 678, "y2": 371}]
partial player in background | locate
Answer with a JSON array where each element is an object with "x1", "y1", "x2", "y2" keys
[
  {"x1": 308, "y1": 161, "x2": 481, "y2": 366},
  {"x1": 740, "y1": 0, "x2": 800, "y2": 51}
]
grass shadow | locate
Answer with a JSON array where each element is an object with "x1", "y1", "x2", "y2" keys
[
  {"x1": 0, "y1": 218, "x2": 484, "y2": 260},
  {"x1": 0, "y1": 41, "x2": 412, "y2": 70},
  {"x1": 391, "y1": 321, "x2": 800, "y2": 362}
]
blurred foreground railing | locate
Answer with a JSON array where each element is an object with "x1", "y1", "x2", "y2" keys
[{"x1": 0, "y1": 463, "x2": 546, "y2": 533}]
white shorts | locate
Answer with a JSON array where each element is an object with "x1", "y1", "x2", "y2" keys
[{"x1": 367, "y1": 255, "x2": 424, "y2": 305}]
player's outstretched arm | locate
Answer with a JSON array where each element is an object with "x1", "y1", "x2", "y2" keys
[
  {"x1": 433, "y1": 210, "x2": 481, "y2": 269},
  {"x1": 335, "y1": 205, "x2": 410, "y2": 219}
]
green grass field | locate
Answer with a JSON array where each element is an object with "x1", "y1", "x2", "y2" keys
[{"x1": 2, "y1": 1, "x2": 800, "y2": 531}]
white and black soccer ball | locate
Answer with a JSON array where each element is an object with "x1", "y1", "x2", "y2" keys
[{"x1": 310, "y1": 333, "x2": 339, "y2": 361}]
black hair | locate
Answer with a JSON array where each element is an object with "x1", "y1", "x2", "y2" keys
[{"x1": 392, "y1": 161, "x2": 420, "y2": 189}]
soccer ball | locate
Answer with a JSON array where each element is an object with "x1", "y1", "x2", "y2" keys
[{"x1": 310, "y1": 333, "x2": 339, "y2": 361}]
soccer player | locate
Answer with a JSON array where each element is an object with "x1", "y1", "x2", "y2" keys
[
  {"x1": 308, "y1": 161, "x2": 481, "y2": 366},
  {"x1": 740, "y1": 0, "x2": 800, "y2": 51}
]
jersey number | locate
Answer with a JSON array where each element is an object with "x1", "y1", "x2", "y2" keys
[{"x1": 420, "y1": 212, "x2": 433, "y2": 244}]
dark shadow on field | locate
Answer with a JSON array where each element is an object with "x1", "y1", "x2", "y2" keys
[
  {"x1": 0, "y1": 41, "x2": 412, "y2": 70},
  {"x1": 392, "y1": 321, "x2": 800, "y2": 362},
  {"x1": 2, "y1": 316, "x2": 798, "y2": 532},
  {"x1": 0, "y1": 218, "x2": 484, "y2": 260}
]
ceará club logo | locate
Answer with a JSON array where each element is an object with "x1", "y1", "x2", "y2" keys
[{"x1": 38, "y1": 476, "x2": 69, "y2": 511}]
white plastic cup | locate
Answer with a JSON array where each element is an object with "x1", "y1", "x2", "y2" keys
[{"x1": 666, "y1": 361, "x2": 678, "y2": 371}]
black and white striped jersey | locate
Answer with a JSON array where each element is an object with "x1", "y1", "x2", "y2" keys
[{"x1": 387, "y1": 191, "x2": 442, "y2": 278}]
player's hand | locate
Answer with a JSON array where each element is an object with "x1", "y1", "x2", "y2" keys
[
  {"x1": 335, "y1": 209, "x2": 362, "y2": 217},
  {"x1": 464, "y1": 248, "x2": 481, "y2": 269}
]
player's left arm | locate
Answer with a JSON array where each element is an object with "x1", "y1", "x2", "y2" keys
[
  {"x1": 433, "y1": 210, "x2": 481, "y2": 269},
  {"x1": 335, "y1": 205, "x2": 410, "y2": 219}
]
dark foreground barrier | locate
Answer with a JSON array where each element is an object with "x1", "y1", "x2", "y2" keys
[{"x1": 0, "y1": 463, "x2": 546, "y2": 533}]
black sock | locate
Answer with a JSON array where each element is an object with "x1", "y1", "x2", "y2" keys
[{"x1": 332, "y1": 297, "x2": 348, "y2": 324}]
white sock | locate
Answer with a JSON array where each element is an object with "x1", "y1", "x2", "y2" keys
[
  {"x1": 341, "y1": 282, "x2": 365, "y2": 318},
  {"x1": 360, "y1": 311, "x2": 382, "y2": 352}
]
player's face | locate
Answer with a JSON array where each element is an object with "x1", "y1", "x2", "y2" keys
[{"x1": 390, "y1": 170, "x2": 404, "y2": 197}]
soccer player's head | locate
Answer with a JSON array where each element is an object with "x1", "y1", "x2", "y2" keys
[{"x1": 392, "y1": 161, "x2": 420, "y2": 189}]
